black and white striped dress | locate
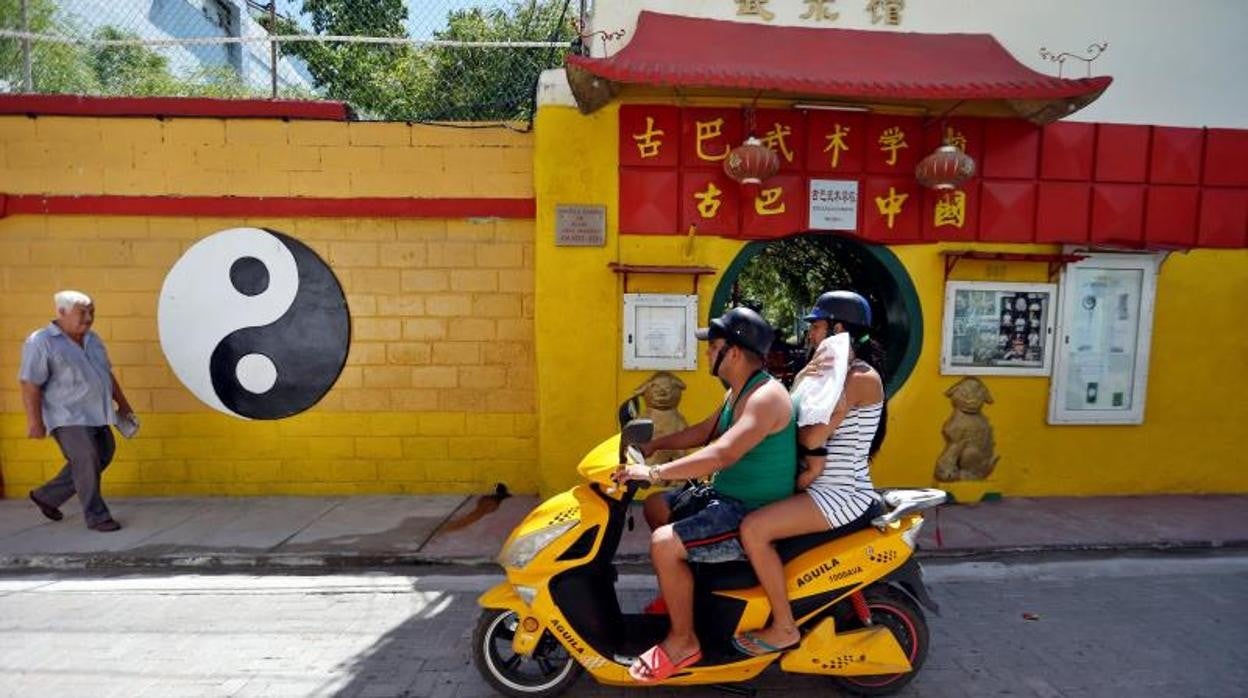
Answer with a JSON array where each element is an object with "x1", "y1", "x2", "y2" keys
[{"x1": 806, "y1": 363, "x2": 883, "y2": 528}]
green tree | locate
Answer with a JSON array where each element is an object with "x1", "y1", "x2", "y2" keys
[
  {"x1": 1, "y1": 0, "x2": 97, "y2": 93},
  {"x1": 269, "y1": 0, "x2": 420, "y2": 118},
  {"x1": 276, "y1": 0, "x2": 573, "y2": 121},
  {"x1": 425, "y1": 1, "x2": 574, "y2": 121},
  {"x1": 733, "y1": 234, "x2": 908, "y2": 385},
  {"x1": 2, "y1": 0, "x2": 253, "y2": 97},
  {"x1": 734, "y1": 235, "x2": 859, "y2": 343},
  {"x1": 89, "y1": 25, "x2": 175, "y2": 95},
  {"x1": 90, "y1": 26, "x2": 250, "y2": 97}
]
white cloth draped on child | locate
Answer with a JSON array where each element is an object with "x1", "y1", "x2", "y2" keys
[{"x1": 790, "y1": 332, "x2": 850, "y2": 426}]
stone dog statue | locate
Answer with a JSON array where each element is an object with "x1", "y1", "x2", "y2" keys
[
  {"x1": 631, "y1": 371, "x2": 690, "y2": 464},
  {"x1": 935, "y1": 377, "x2": 1000, "y2": 481}
]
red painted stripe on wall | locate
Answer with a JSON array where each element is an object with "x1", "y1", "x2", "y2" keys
[
  {"x1": 0, "y1": 194, "x2": 536, "y2": 220},
  {"x1": 0, "y1": 94, "x2": 350, "y2": 120}
]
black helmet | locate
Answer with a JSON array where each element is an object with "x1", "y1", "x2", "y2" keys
[
  {"x1": 804, "y1": 290, "x2": 872, "y2": 329},
  {"x1": 695, "y1": 307, "x2": 774, "y2": 357}
]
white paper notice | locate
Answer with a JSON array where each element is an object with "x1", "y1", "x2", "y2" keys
[
  {"x1": 1064, "y1": 268, "x2": 1143, "y2": 412},
  {"x1": 808, "y1": 180, "x2": 859, "y2": 231},
  {"x1": 636, "y1": 306, "x2": 685, "y2": 359}
]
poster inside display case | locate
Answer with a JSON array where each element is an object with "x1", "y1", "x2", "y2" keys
[
  {"x1": 1049, "y1": 254, "x2": 1160, "y2": 425},
  {"x1": 941, "y1": 281, "x2": 1056, "y2": 376}
]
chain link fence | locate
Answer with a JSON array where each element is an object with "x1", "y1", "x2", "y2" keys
[{"x1": 0, "y1": 0, "x2": 584, "y2": 124}]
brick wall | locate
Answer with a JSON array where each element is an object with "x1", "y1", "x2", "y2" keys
[
  {"x1": 0, "y1": 116, "x2": 533, "y2": 197},
  {"x1": 0, "y1": 113, "x2": 538, "y2": 497}
]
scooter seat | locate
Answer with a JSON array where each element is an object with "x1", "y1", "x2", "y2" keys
[
  {"x1": 693, "y1": 559, "x2": 756, "y2": 591},
  {"x1": 694, "y1": 527, "x2": 849, "y2": 591},
  {"x1": 692, "y1": 503, "x2": 883, "y2": 592}
]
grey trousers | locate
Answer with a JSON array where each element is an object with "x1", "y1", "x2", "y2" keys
[{"x1": 35, "y1": 426, "x2": 116, "y2": 526}]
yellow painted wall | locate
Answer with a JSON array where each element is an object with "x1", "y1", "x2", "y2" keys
[
  {"x1": 0, "y1": 116, "x2": 533, "y2": 197},
  {"x1": 3, "y1": 107, "x2": 1245, "y2": 500},
  {"x1": 889, "y1": 244, "x2": 1248, "y2": 496},
  {"x1": 533, "y1": 102, "x2": 1248, "y2": 497},
  {"x1": 0, "y1": 115, "x2": 537, "y2": 497}
]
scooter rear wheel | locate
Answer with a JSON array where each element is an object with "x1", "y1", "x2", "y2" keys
[
  {"x1": 472, "y1": 609, "x2": 583, "y2": 698},
  {"x1": 831, "y1": 585, "x2": 929, "y2": 697}
]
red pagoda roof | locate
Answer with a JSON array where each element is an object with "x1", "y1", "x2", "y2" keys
[{"x1": 567, "y1": 12, "x2": 1112, "y2": 122}]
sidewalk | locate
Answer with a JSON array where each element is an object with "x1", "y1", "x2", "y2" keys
[{"x1": 0, "y1": 492, "x2": 1245, "y2": 570}]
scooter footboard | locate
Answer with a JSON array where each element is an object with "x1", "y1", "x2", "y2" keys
[{"x1": 779, "y1": 617, "x2": 912, "y2": 676}]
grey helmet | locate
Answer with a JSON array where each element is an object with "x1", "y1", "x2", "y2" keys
[{"x1": 804, "y1": 290, "x2": 872, "y2": 329}]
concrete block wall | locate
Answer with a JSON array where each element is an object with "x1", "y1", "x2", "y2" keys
[
  {"x1": 0, "y1": 114, "x2": 538, "y2": 497},
  {"x1": 0, "y1": 117, "x2": 533, "y2": 197}
]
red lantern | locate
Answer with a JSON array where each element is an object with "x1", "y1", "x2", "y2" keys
[
  {"x1": 724, "y1": 136, "x2": 780, "y2": 186},
  {"x1": 915, "y1": 144, "x2": 976, "y2": 190}
]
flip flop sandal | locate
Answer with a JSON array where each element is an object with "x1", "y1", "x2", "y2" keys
[
  {"x1": 731, "y1": 631, "x2": 798, "y2": 657},
  {"x1": 629, "y1": 644, "x2": 703, "y2": 683}
]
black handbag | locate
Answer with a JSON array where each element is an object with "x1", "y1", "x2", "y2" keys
[
  {"x1": 668, "y1": 389, "x2": 733, "y2": 521},
  {"x1": 668, "y1": 481, "x2": 717, "y2": 521}
]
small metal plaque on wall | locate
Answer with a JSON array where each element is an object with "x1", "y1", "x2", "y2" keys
[{"x1": 556, "y1": 205, "x2": 607, "y2": 246}]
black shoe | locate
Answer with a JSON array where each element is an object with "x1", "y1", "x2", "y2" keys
[
  {"x1": 29, "y1": 491, "x2": 63, "y2": 522},
  {"x1": 88, "y1": 519, "x2": 121, "y2": 532}
]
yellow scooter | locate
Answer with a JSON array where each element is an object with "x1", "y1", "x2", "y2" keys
[{"x1": 473, "y1": 420, "x2": 946, "y2": 696}]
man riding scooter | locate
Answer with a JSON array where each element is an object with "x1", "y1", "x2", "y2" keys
[{"x1": 614, "y1": 307, "x2": 796, "y2": 683}]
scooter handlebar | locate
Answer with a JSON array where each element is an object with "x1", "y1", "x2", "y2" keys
[
  {"x1": 604, "y1": 476, "x2": 647, "y2": 499},
  {"x1": 606, "y1": 446, "x2": 652, "y2": 494}
]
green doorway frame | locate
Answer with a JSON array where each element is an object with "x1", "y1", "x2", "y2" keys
[{"x1": 709, "y1": 235, "x2": 923, "y2": 397}]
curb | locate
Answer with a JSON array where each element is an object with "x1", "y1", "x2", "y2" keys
[
  {"x1": 3, "y1": 540, "x2": 1246, "y2": 572},
  {"x1": 0, "y1": 553, "x2": 500, "y2": 572},
  {"x1": 915, "y1": 539, "x2": 1248, "y2": 558}
]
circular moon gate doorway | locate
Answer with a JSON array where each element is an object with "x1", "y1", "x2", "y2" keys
[{"x1": 711, "y1": 233, "x2": 922, "y2": 396}]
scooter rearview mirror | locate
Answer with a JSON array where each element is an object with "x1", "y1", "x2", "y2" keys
[
  {"x1": 621, "y1": 419, "x2": 653, "y2": 447},
  {"x1": 619, "y1": 418, "x2": 654, "y2": 463}
]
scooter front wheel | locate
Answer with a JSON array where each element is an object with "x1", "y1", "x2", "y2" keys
[{"x1": 472, "y1": 609, "x2": 583, "y2": 698}]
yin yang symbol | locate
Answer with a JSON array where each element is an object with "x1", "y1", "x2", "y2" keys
[{"x1": 158, "y1": 228, "x2": 350, "y2": 419}]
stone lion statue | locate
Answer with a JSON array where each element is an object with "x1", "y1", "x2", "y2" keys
[
  {"x1": 631, "y1": 371, "x2": 689, "y2": 464},
  {"x1": 935, "y1": 376, "x2": 1000, "y2": 481}
]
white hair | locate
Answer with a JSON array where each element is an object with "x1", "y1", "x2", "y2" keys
[{"x1": 53, "y1": 290, "x2": 93, "y2": 312}]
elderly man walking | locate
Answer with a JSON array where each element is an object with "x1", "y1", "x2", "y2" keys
[{"x1": 20, "y1": 290, "x2": 135, "y2": 532}]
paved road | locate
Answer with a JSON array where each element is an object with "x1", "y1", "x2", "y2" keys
[{"x1": 1, "y1": 553, "x2": 1245, "y2": 697}]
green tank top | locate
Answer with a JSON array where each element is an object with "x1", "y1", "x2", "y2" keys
[{"x1": 710, "y1": 371, "x2": 797, "y2": 510}]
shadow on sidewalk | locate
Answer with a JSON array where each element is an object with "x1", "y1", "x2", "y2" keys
[{"x1": 325, "y1": 584, "x2": 821, "y2": 698}]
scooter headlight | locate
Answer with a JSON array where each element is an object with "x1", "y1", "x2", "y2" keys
[{"x1": 498, "y1": 519, "x2": 579, "y2": 569}]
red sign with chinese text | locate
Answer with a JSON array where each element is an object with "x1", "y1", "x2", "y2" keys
[
  {"x1": 862, "y1": 177, "x2": 921, "y2": 241},
  {"x1": 680, "y1": 169, "x2": 740, "y2": 237},
  {"x1": 680, "y1": 108, "x2": 742, "y2": 169},
  {"x1": 806, "y1": 111, "x2": 866, "y2": 175},
  {"x1": 741, "y1": 175, "x2": 805, "y2": 239},
  {"x1": 752, "y1": 109, "x2": 806, "y2": 173},
  {"x1": 619, "y1": 105, "x2": 680, "y2": 169},
  {"x1": 865, "y1": 115, "x2": 922, "y2": 175},
  {"x1": 616, "y1": 105, "x2": 1248, "y2": 248}
]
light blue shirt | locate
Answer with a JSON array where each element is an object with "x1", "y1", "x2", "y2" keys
[{"x1": 18, "y1": 322, "x2": 116, "y2": 431}]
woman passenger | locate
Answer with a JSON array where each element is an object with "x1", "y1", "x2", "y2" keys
[{"x1": 733, "y1": 290, "x2": 888, "y2": 656}]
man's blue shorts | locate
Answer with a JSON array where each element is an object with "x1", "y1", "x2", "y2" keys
[{"x1": 661, "y1": 489, "x2": 750, "y2": 564}]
